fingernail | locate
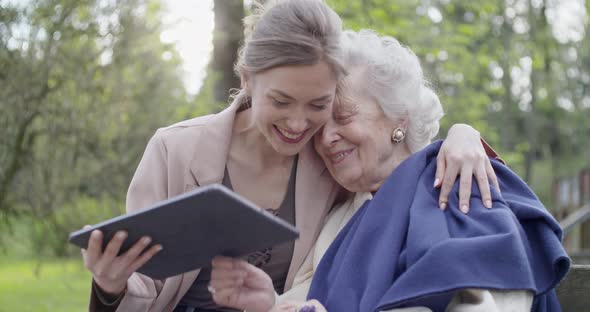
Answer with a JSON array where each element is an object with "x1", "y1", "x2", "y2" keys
[
  {"x1": 485, "y1": 200, "x2": 492, "y2": 209},
  {"x1": 156, "y1": 245, "x2": 163, "y2": 251},
  {"x1": 461, "y1": 204, "x2": 469, "y2": 213},
  {"x1": 117, "y1": 232, "x2": 127, "y2": 239},
  {"x1": 433, "y1": 178, "x2": 440, "y2": 188},
  {"x1": 439, "y1": 202, "x2": 447, "y2": 210},
  {"x1": 142, "y1": 237, "x2": 151, "y2": 244}
]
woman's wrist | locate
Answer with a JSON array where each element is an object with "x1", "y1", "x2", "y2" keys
[{"x1": 93, "y1": 279, "x2": 126, "y2": 304}]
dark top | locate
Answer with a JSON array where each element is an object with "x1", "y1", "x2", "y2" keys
[
  {"x1": 178, "y1": 160, "x2": 297, "y2": 310},
  {"x1": 93, "y1": 160, "x2": 298, "y2": 311}
]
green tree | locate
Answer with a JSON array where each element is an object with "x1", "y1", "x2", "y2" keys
[
  {"x1": 0, "y1": 0, "x2": 190, "y2": 256},
  {"x1": 326, "y1": 0, "x2": 590, "y2": 207}
]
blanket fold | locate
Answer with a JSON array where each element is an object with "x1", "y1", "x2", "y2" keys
[{"x1": 307, "y1": 141, "x2": 570, "y2": 312}]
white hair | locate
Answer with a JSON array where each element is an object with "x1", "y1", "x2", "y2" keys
[{"x1": 340, "y1": 29, "x2": 444, "y2": 152}]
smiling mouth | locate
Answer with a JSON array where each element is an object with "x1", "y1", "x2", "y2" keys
[
  {"x1": 273, "y1": 125, "x2": 308, "y2": 144},
  {"x1": 328, "y1": 148, "x2": 354, "y2": 165}
]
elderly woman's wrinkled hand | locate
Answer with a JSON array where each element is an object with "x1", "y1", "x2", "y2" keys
[
  {"x1": 435, "y1": 124, "x2": 500, "y2": 213},
  {"x1": 209, "y1": 256, "x2": 276, "y2": 312}
]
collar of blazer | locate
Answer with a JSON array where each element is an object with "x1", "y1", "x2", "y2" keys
[
  {"x1": 188, "y1": 98, "x2": 241, "y2": 187},
  {"x1": 187, "y1": 97, "x2": 339, "y2": 290}
]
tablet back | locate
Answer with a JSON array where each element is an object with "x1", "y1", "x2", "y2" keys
[{"x1": 69, "y1": 184, "x2": 300, "y2": 279}]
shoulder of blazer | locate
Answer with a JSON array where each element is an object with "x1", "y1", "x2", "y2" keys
[
  {"x1": 153, "y1": 104, "x2": 240, "y2": 187},
  {"x1": 154, "y1": 102, "x2": 239, "y2": 150},
  {"x1": 151, "y1": 111, "x2": 229, "y2": 156},
  {"x1": 156, "y1": 114, "x2": 215, "y2": 139}
]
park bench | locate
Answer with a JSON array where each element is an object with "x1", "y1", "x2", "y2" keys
[
  {"x1": 557, "y1": 203, "x2": 590, "y2": 311},
  {"x1": 556, "y1": 264, "x2": 590, "y2": 311}
]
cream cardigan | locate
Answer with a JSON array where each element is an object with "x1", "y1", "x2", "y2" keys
[{"x1": 279, "y1": 193, "x2": 534, "y2": 312}]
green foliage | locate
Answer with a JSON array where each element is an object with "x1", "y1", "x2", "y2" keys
[
  {"x1": 0, "y1": 256, "x2": 91, "y2": 311},
  {"x1": 0, "y1": 0, "x2": 192, "y2": 255},
  {"x1": 29, "y1": 196, "x2": 124, "y2": 258},
  {"x1": 327, "y1": 0, "x2": 590, "y2": 209}
]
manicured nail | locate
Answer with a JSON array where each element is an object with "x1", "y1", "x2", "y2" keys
[
  {"x1": 485, "y1": 200, "x2": 492, "y2": 209},
  {"x1": 461, "y1": 204, "x2": 469, "y2": 213},
  {"x1": 439, "y1": 202, "x2": 447, "y2": 210},
  {"x1": 433, "y1": 178, "x2": 440, "y2": 188}
]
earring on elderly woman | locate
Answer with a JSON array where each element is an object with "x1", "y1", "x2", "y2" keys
[{"x1": 391, "y1": 128, "x2": 406, "y2": 143}]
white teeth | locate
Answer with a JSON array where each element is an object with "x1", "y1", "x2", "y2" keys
[
  {"x1": 332, "y1": 150, "x2": 351, "y2": 162},
  {"x1": 277, "y1": 127, "x2": 303, "y2": 140}
]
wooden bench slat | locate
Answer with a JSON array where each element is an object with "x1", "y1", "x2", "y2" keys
[{"x1": 556, "y1": 264, "x2": 590, "y2": 311}]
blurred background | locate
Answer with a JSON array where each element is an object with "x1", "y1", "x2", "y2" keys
[{"x1": 1, "y1": 0, "x2": 589, "y2": 310}]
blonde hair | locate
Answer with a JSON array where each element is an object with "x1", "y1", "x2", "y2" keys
[{"x1": 234, "y1": 0, "x2": 345, "y2": 92}]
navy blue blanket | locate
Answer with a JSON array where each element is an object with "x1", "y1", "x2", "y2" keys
[{"x1": 307, "y1": 141, "x2": 570, "y2": 312}]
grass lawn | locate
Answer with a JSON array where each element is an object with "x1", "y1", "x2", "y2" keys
[{"x1": 0, "y1": 256, "x2": 92, "y2": 312}]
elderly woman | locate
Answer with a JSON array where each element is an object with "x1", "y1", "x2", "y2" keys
[{"x1": 208, "y1": 30, "x2": 569, "y2": 312}]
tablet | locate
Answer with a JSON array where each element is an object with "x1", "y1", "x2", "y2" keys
[{"x1": 68, "y1": 184, "x2": 300, "y2": 279}]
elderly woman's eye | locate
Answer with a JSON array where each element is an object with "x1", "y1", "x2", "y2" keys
[
  {"x1": 333, "y1": 101, "x2": 357, "y2": 123},
  {"x1": 334, "y1": 114, "x2": 353, "y2": 124}
]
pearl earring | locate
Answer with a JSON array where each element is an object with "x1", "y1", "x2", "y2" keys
[{"x1": 391, "y1": 128, "x2": 406, "y2": 143}]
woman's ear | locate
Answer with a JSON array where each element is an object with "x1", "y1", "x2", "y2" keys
[
  {"x1": 389, "y1": 113, "x2": 409, "y2": 133},
  {"x1": 240, "y1": 68, "x2": 251, "y2": 95},
  {"x1": 399, "y1": 112, "x2": 409, "y2": 130}
]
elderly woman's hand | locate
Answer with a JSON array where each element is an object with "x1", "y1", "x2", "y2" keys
[
  {"x1": 209, "y1": 256, "x2": 276, "y2": 312},
  {"x1": 435, "y1": 124, "x2": 500, "y2": 213}
]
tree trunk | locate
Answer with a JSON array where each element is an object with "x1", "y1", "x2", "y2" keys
[
  {"x1": 523, "y1": 0, "x2": 540, "y2": 183},
  {"x1": 499, "y1": 0, "x2": 516, "y2": 151},
  {"x1": 212, "y1": 0, "x2": 244, "y2": 108}
]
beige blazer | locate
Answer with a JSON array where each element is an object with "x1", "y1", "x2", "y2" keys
[
  {"x1": 89, "y1": 99, "x2": 342, "y2": 312},
  {"x1": 281, "y1": 192, "x2": 534, "y2": 312}
]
